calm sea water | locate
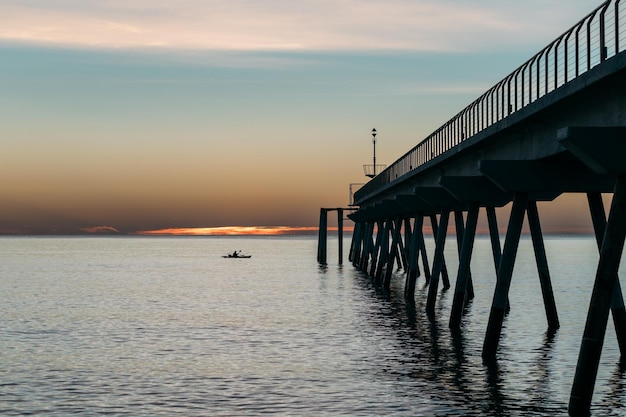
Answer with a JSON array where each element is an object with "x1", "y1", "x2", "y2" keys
[{"x1": 1, "y1": 235, "x2": 626, "y2": 416}]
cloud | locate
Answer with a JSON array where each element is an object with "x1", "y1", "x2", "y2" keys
[
  {"x1": 133, "y1": 226, "x2": 322, "y2": 235},
  {"x1": 79, "y1": 225, "x2": 121, "y2": 234},
  {"x1": 0, "y1": 0, "x2": 598, "y2": 52}
]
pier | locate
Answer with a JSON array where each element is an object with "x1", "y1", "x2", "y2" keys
[{"x1": 327, "y1": 1, "x2": 626, "y2": 415}]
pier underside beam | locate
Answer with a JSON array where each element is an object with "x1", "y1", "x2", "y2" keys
[
  {"x1": 480, "y1": 159, "x2": 615, "y2": 193},
  {"x1": 440, "y1": 176, "x2": 512, "y2": 207},
  {"x1": 558, "y1": 127, "x2": 626, "y2": 175}
]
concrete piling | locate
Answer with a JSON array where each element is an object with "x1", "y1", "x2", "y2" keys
[
  {"x1": 450, "y1": 202, "x2": 480, "y2": 329},
  {"x1": 405, "y1": 215, "x2": 423, "y2": 300},
  {"x1": 317, "y1": 207, "x2": 355, "y2": 265},
  {"x1": 337, "y1": 208, "x2": 344, "y2": 265},
  {"x1": 429, "y1": 213, "x2": 451, "y2": 290},
  {"x1": 317, "y1": 208, "x2": 328, "y2": 264},
  {"x1": 426, "y1": 210, "x2": 450, "y2": 314},
  {"x1": 483, "y1": 193, "x2": 529, "y2": 359},
  {"x1": 527, "y1": 200, "x2": 560, "y2": 330},
  {"x1": 587, "y1": 192, "x2": 626, "y2": 358},
  {"x1": 569, "y1": 175, "x2": 626, "y2": 415}
]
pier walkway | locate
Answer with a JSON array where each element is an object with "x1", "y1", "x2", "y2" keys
[{"x1": 340, "y1": 1, "x2": 626, "y2": 415}]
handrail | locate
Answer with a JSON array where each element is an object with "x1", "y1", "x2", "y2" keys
[{"x1": 355, "y1": 0, "x2": 621, "y2": 202}]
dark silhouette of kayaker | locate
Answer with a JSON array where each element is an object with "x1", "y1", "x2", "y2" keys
[{"x1": 232, "y1": 250, "x2": 238, "y2": 257}]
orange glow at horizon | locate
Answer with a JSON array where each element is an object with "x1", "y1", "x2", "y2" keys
[{"x1": 133, "y1": 226, "x2": 352, "y2": 236}]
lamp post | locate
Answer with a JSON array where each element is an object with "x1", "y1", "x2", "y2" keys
[
  {"x1": 364, "y1": 128, "x2": 384, "y2": 178},
  {"x1": 372, "y1": 128, "x2": 377, "y2": 176}
]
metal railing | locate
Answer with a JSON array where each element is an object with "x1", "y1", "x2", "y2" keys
[
  {"x1": 355, "y1": 0, "x2": 626, "y2": 201},
  {"x1": 363, "y1": 164, "x2": 387, "y2": 178}
]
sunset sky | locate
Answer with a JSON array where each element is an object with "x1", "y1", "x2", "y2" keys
[{"x1": 0, "y1": 0, "x2": 606, "y2": 235}]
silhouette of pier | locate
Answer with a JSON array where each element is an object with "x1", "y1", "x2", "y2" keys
[{"x1": 321, "y1": 1, "x2": 626, "y2": 414}]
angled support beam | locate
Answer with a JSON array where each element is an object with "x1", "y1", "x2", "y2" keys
[
  {"x1": 395, "y1": 218, "x2": 408, "y2": 271},
  {"x1": 362, "y1": 221, "x2": 377, "y2": 272},
  {"x1": 368, "y1": 220, "x2": 384, "y2": 276},
  {"x1": 383, "y1": 218, "x2": 403, "y2": 291},
  {"x1": 403, "y1": 217, "x2": 412, "y2": 272},
  {"x1": 374, "y1": 219, "x2": 392, "y2": 286},
  {"x1": 483, "y1": 192, "x2": 529, "y2": 359},
  {"x1": 450, "y1": 202, "x2": 480, "y2": 329},
  {"x1": 454, "y1": 210, "x2": 475, "y2": 301},
  {"x1": 569, "y1": 175, "x2": 626, "y2": 415},
  {"x1": 527, "y1": 200, "x2": 560, "y2": 330},
  {"x1": 348, "y1": 221, "x2": 362, "y2": 265},
  {"x1": 419, "y1": 219, "x2": 432, "y2": 285},
  {"x1": 486, "y1": 206, "x2": 510, "y2": 312},
  {"x1": 426, "y1": 210, "x2": 451, "y2": 315},
  {"x1": 358, "y1": 221, "x2": 372, "y2": 271},
  {"x1": 486, "y1": 207, "x2": 502, "y2": 274},
  {"x1": 429, "y1": 214, "x2": 451, "y2": 290},
  {"x1": 587, "y1": 192, "x2": 626, "y2": 359},
  {"x1": 405, "y1": 215, "x2": 424, "y2": 300}
]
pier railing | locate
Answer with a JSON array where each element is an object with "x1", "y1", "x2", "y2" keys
[{"x1": 355, "y1": 0, "x2": 626, "y2": 201}]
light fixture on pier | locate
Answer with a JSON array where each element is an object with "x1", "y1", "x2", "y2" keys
[{"x1": 364, "y1": 128, "x2": 385, "y2": 178}]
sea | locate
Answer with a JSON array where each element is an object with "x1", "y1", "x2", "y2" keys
[{"x1": 1, "y1": 235, "x2": 626, "y2": 416}]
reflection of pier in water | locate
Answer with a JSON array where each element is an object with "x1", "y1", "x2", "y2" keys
[
  {"x1": 346, "y1": 264, "x2": 567, "y2": 415},
  {"x1": 318, "y1": 1, "x2": 626, "y2": 414}
]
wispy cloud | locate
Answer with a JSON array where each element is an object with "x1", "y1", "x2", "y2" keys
[
  {"x1": 0, "y1": 0, "x2": 597, "y2": 52},
  {"x1": 79, "y1": 225, "x2": 121, "y2": 234}
]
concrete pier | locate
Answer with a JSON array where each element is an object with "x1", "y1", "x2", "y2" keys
[{"x1": 340, "y1": 3, "x2": 626, "y2": 412}]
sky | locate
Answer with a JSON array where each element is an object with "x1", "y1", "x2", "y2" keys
[{"x1": 0, "y1": 0, "x2": 608, "y2": 235}]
